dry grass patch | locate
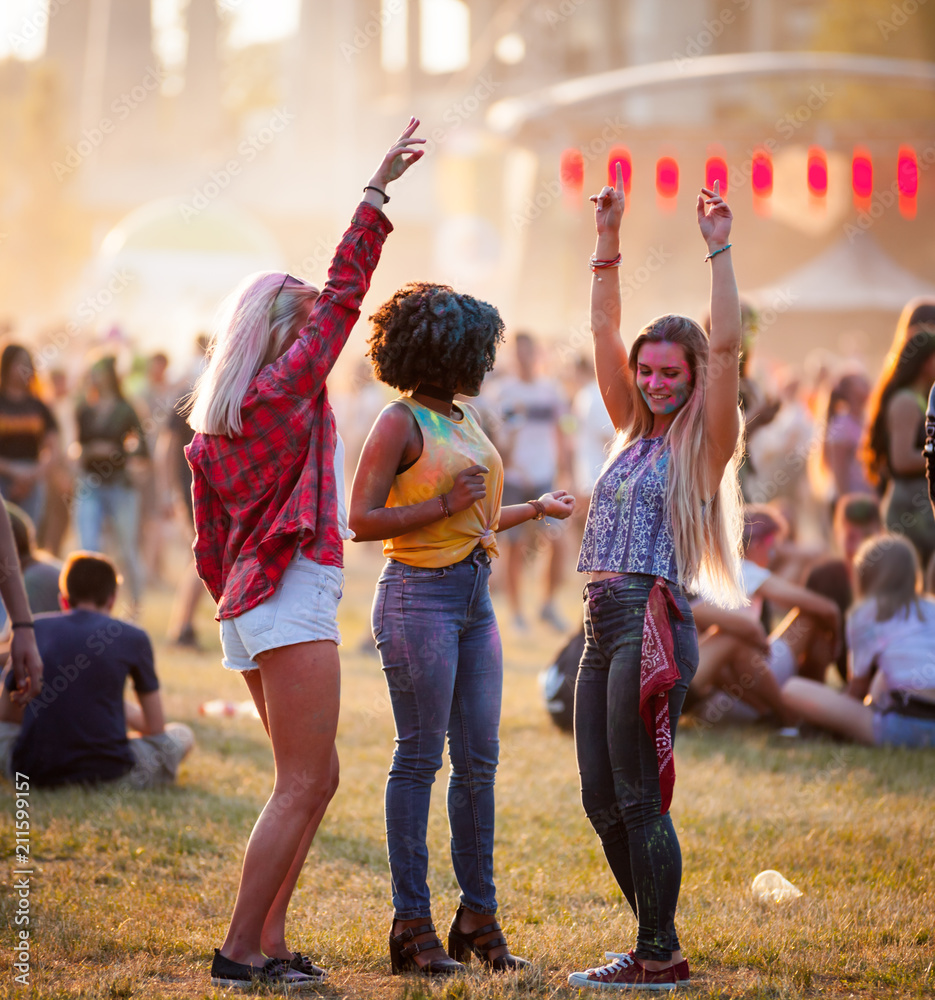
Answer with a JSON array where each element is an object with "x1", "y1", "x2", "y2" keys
[{"x1": 1, "y1": 547, "x2": 933, "y2": 998}]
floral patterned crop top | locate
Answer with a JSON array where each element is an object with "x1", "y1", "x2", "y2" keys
[{"x1": 577, "y1": 435, "x2": 680, "y2": 583}]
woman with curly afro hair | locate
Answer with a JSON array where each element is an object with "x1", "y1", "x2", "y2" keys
[{"x1": 349, "y1": 282, "x2": 575, "y2": 976}]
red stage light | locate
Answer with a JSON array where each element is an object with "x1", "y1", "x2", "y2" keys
[
  {"x1": 656, "y1": 156, "x2": 679, "y2": 199},
  {"x1": 852, "y1": 148, "x2": 873, "y2": 200},
  {"x1": 751, "y1": 149, "x2": 772, "y2": 216},
  {"x1": 560, "y1": 148, "x2": 584, "y2": 193},
  {"x1": 898, "y1": 146, "x2": 918, "y2": 197},
  {"x1": 898, "y1": 145, "x2": 918, "y2": 219},
  {"x1": 751, "y1": 151, "x2": 773, "y2": 196},
  {"x1": 705, "y1": 156, "x2": 728, "y2": 194},
  {"x1": 807, "y1": 146, "x2": 828, "y2": 197},
  {"x1": 607, "y1": 147, "x2": 632, "y2": 193}
]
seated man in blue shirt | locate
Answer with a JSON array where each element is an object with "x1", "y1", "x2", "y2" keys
[{"x1": 0, "y1": 551, "x2": 193, "y2": 788}]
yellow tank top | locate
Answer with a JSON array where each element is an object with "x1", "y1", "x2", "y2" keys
[{"x1": 383, "y1": 397, "x2": 503, "y2": 567}]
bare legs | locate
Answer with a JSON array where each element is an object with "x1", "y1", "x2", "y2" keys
[
  {"x1": 168, "y1": 560, "x2": 207, "y2": 644},
  {"x1": 692, "y1": 630, "x2": 798, "y2": 727},
  {"x1": 504, "y1": 527, "x2": 566, "y2": 625},
  {"x1": 772, "y1": 609, "x2": 836, "y2": 683},
  {"x1": 219, "y1": 640, "x2": 340, "y2": 967},
  {"x1": 690, "y1": 607, "x2": 837, "y2": 728},
  {"x1": 781, "y1": 677, "x2": 876, "y2": 745}
]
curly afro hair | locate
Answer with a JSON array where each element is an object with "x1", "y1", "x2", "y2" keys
[{"x1": 367, "y1": 282, "x2": 504, "y2": 393}]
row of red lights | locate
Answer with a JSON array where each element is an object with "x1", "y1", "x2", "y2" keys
[{"x1": 559, "y1": 145, "x2": 921, "y2": 218}]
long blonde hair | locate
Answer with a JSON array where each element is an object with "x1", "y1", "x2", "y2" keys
[
  {"x1": 188, "y1": 271, "x2": 319, "y2": 437},
  {"x1": 603, "y1": 314, "x2": 745, "y2": 607}
]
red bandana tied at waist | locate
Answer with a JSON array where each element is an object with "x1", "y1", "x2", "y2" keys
[{"x1": 639, "y1": 577, "x2": 683, "y2": 815}]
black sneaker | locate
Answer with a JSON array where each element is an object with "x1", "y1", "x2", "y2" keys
[
  {"x1": 290, "y1": 952, "x2": 328, "y2": 981},
  {"x1": 210, "y1": 948, "x2": 319, "y2": 991}
]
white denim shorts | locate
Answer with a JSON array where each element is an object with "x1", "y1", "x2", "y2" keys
[{"x1": 220, "y1": 556, "x2": 344, "y2": 672}]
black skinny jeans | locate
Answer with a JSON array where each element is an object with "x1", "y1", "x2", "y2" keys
[{"x1": 574, "y1": 573, "x2": 698, "y2": 961}]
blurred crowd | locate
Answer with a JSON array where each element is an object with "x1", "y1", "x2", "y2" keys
[
  {"x1": 0, "y1": 332, "x2": 209, "y2": 641},
  {"x1": 2, "y1": 295, "x2": 935, "y2": 743}
]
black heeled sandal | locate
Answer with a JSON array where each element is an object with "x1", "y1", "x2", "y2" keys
[
  {"x1": 389, "y1": 922, "x2": 464, "y2": 976},
  {"x1": 446, "y1": 905, "x2": 531, "y2": 971}
]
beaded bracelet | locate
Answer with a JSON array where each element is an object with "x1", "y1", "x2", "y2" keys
[
  {"x1": 589, "y1": 252, "x2": 622, "y2": 272},
  {"x1": 438, "y1": 493, "x2": 451, "y2": 518},
  {"x1": 704, "y1": 242, "x2": 732, "y2": 261}
]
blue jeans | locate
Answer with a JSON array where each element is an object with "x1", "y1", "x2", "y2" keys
[
  {"x1": 373, "y1": 548, "x2": 502, "y2": 920},
  {"x1": 74, "y1": 478, "x2": 143, "y2": 605},
  {"x1": 0, "y1": 471, "x2": 46, "y2": 528},
  {"x1": 574, "y1": 573, "x2": 698, "y2": 961}
]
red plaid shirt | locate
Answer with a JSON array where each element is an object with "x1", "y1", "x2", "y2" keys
[{"x1": 185, "y1": 202, "x2": 392, "y2": 619}]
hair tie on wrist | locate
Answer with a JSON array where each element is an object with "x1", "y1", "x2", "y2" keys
[
  {"x1": 363, "y1": 185, "x2": 390, "y2": 204},
  {"x1": 704, "y1": 242, "x2": 732, "y2": 261},
  {"x1": 11, "y1": 622, "x2": 35, "y2": 629}
]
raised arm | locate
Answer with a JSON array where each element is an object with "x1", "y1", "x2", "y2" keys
[
  {"x1": 697, "y1": 180, "x2": 742, "y2": 495},
  {"x1": 589, "y1": 163, "x2": 633, "y2": 432},
  {"x1": 263, "y1": 118, "x2": 426, "y2": 400}
]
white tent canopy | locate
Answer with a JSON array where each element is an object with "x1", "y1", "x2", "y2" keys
[{"x1": 752, "y1": 233, "x2": 935, "y2": 312}]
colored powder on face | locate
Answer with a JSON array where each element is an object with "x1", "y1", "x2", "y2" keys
[{"x1": 638, "y1": 373, "x2": 691, "y2": 414}]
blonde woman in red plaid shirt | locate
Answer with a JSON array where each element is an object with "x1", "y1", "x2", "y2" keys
[{"x1": 185, "y1": 120, "x2": 424, "y2": 992}]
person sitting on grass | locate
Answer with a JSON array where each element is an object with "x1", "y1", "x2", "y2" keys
[
  {"x1": 738, "y1": 503, "x2": 841, "y2": 683},
  {"x1": 5, "y1": 500, "x2": 63, "y2": 614},
  {"x1": 783, "y1": 534, "x2": 935, "y2": 747},
  {"x1": 803, "y1": 493, "x2": 883, "y2": 682},
  {"x1": 0, "y1": 551, "x2": 194, "y2": 788},
  {"x1": 684, "y1": 599, "x2": 800, "y2": 731},
  {"x1": 684, "y1": 504, "x2": 842, "y2": 729}
]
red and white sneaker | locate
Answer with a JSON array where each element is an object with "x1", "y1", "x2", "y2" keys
[
  {"x1": 604, "y1": 951, "x2": 690, "y2": 984},
  {"x1": 568, "y1": 953, "x2": 682, "y2": 990}
]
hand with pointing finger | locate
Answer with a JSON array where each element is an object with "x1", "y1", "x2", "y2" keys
[
  {"x1": 697, "y1": 178, "x2": 733, "y2": 253},
  {"x1": 590, "y1": 160, "x2": 626, "y2": 235}
]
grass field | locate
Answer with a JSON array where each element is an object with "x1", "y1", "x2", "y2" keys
[{"x1": 1, "y1": 540, "x2": 933, "y2": 999}]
